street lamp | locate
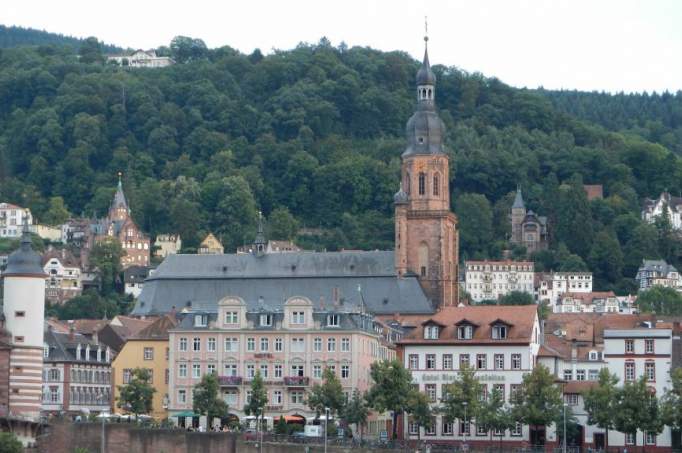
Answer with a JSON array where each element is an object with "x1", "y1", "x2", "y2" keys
[
  {"x1": 324, "y1": 407, "x2": 330, "y2": 453},
  {"x1": 462, "y1": 401, "x2": 468, "y2": 449},
  {"x1": 563, "y1": 403, "x2": 567, "y2": 453}
]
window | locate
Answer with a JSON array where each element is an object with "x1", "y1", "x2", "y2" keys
[
  {"x1": 290, "y1": 391, "x2": 304, "y2": 404},
  {"x1": 479, "y1": 384, "x2": 488, "y2": 401},
  {"x1": 589, "y1": 369, "x2": 599, "y2": 381},
  {"x1": 247, "y1": 337, "x2": 255, "y2": 351},
  {"x1": 123, "y1": 369, "x2": 132, "y2": 384},
  {"x1": 494, "y1": 354, "x2": 504, "y2": 370},
  {"x1": 576, "y1": 370, "x2": 586, "y2": 381},
  {"x1": 48, "y1": 369, "x2": 60, "y2": 381},
  {"x1": 194, "y1": 314, "x2": 207, "y2": 327},
  {"x1": 247, "y1": 364, "x2": 255, "y2": 378},
  {"x1": 341, "y1": 365, "x2": 350, "y2": 379},
  {"x1": 143, "y1": 347, "x2": 154, "y2": 360},
  {"x1": 477, "y1": 424, "x2": 488, "y2": 436},
  {"x1": 275, "y1": 338, "x2": 283, "y2": 352},
  {"x1": 646, "y1": 432, "x2": 656, "y2": 445},
  {"x1": 625, "y1": 433, "x2": 635, "y2": 445},
  {"x1": 425, "y1": 418, "x2": 436, "y2": 436},
  {"x1": 433, "y1": 174, "x2": 440, "y2": 196},
  {"x1": 260, "y1": 338, "x2": 269, "y2": 351},
  {"x1": 327, "y1": 314, "x2": 339, "y2": 327},
  {"x1": 178, "y1": 364, "x2": 187, "y2": 378},
  {"x1": 291, "y1": 365, "x2": 304, "y2": 377},
  {"x1": 426, "y1": 354, "x2": 436, "y2": 370},
  {"x1": 442, "y1": 421, "x2": 454, "y2": 436},
  {"x1": 476, "y1": 354, "x2": 487, "y2": 370},
  {"x1": 625, "y1": 362, "x2": 635, "y2": 382},
  {"x1": 207, "y1": 338, "x2": 216, "y2": 352},
  {"x1": 246, "y1": 391, "x2": 252, "y2": 404},
  {"x1": 510, "y1": 384, "x2": 522, "y2": 403},
  {"x1": 511, "y1": 354, "x2": 521, "y2": 370},
  {"x1": 418, "y1": 172, "x2": 426, "y2": 195},
  {"x1": 224, "y1": 364, "x2": 237, "y2": 376},
  {"x1": 459, "y1": 354, "x2": 470, "y2": 369},
  {"x1": 291, "y1": 338, "x2": 305, "y2": 352},
  {"x1": 291, "y1": 311, "x2": 305, "y2": 325},
  {"x1": 589, "y1": 351, "x2": 599, "y2": 361},
  {"x1": 225, "y1": 311, "x2": 238, "y2": 324},
  {"x1": 207, "y1": 364, "x2": 216, "y2": 375},
  {"x1": 645, "y1": 362, "x2": 655, "y2": 381},
  {"x1": 460, "y1": 421, "x2": 470, "y2": 436},
  {"x1": 14, "y1": 311, "x2": 25, "y2": 317},
  {"x1": 260, "y1": 314, "x2": 272, "y2": 326},
  {"x1": 493, "y1": 384, "x2": 505, "y2": 401},
  {"x1": 327, "y1": 338, "x2": 336, "y2": 352},
  {"x1": 565, "y1": 394, "x2": 579, "y2": 406},
  {"x1": 409, "y1": 354, "x2": 419, "y2": 370},
  {"x1": 645, "y1": 339, "x2": 654, "y2": 354},
  {"x1": 224, "y1": 337, "x2": 238, "y2": 352},
  {"x1": 492, "y1": 325, "x2": 507, "y2": 339},
  {"x1": 224, "y1": 390, "x2": 238, "y2": 405},
  {"x1": 44, "y1": 345, "x2": 49, "y2": 359},
  {"x1": 192, "y1": 364, "x2": 201, "y2": 379},
  {"x1": 457, "y1": 325, "x2": 474, "y2": 339},
  {"x1": 341, "y1": 338, "x2": 350, "y2": 352},
  {"x1": 511, "y1": 423, "x2": 522, "y2": 437},
  {"x1": 274, "y1": 364, "x2": 283, "y2": 378},
  {"x1": 260, "y1": 364, "x2": 268, "y2": 378},
  {"x1": 443, "y1": 354, "x2": 453, "y2": 370},
  {"x1": 313, "y1": 337, "x2": 322, "y2": 352},
  {"x1": 563, "y1": 369, "x2": 573, "y2": 381},
  {"x1": 178, "y1": 389, "x2": 186, "y2": 404},
  {"x1": 424, "y1": 325, "x2": 439, "y2": 339},
  {"x1": 409, "y1": 420, "x2": 420, "y2": 436},
  {"x1": 313, "y1": 364, "x2": 322, "y2": 379},
  {"x1": 13, "y1": 336, "x2": 22, "y2": 343},
  {"x1": 192, "y1": 337, "x2": 201, "y2": 352},
  {"x1": 273, "y1": 390, "x2": 283, "y2": 405},
  {"x1": 625, "y1": 339, "x2": 634, "y2": 353}
]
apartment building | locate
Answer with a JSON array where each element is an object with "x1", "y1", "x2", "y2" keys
[{"x1": 465, "y1": 260, "x2": 534, "y2": 303}]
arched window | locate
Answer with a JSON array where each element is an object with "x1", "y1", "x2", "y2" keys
[
  {"x1": 419, "y1": 243, "x2": 429, "y2": 278},
  {"x1": 418, "y1": 173, "x2": 426, "y2": 195},
  {"x1": 405, "y1": 173, "x2": 411, "y2": 194},
  {"x1": 428, "y1": 88, "x2": 432, "y2": 99},
  {"x1": 433, "y1": 173, "x2": 440, "y2": 196}
]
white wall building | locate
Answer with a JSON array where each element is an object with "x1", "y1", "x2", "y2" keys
[
  {"x1": 537, "y1": 272, "x2": 593, "y2": 308},
  {"x1": 642, "y1": 192, "x2": 682, "y2": 230},
  {"x1": 398, "y1": 305, "x2": 541, "y2": 445},
  {"x1": 554, "y1": 291, "x2": 619, "y2": 314},
  {"x1": 465, "y1": 260, "x2": 534, "y2": 303},
  {"x1": 0, "y1": 203, "x2": 33, "y2": 238},
  {"x1": 154, "y1": 234, "x2": 182, "y2": 258},
  {"x1": 635, "y1": 260, "x2": 682, "y2": 291},
  {"x1": 107, "y1": 50, "x2": 173, "y2": 68}
]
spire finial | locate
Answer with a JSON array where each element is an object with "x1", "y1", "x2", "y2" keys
[
  {"x1": 21, "y1": 211, "x2": 32, "y2": 249},
  {"x1": 424, "y1": 16, "x2": 429, "y2": 43},
  {"x1": 117, "y1": 171, "x2": 123, "y2": 187}
]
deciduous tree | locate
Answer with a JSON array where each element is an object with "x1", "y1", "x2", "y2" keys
[
  {"x1": 365, "y1": 360, "x2": 413, "y2": 440},
  {"x1": 117, "y1": 368, "x2": 155, "y2": 418}
]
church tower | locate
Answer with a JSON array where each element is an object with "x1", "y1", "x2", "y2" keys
[
  {"x1": 2, "y1": 219, "x2": 46, "y2": 418},
  {"x1": 394, "y1": 35, "x2": 459, "y2": 308},
  {"x1": 510, "y1": 187, "x2": 526, "y2": 244},
  {"x1": 109, "y1": 173, "x2": 130, "y2": 222}
]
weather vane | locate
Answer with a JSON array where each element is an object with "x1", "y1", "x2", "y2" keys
[{"x1": 424, "y1": 16, "x2": 429, "y2": 41}]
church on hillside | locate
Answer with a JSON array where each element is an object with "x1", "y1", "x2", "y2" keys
[{"x1": 133, "y1": 37, "x2": 459, "y2": 317}]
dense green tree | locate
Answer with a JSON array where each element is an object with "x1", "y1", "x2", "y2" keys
[
  {"x1": 193, "y1": 373, "x2": 229, "y2": 427},
  {"x1": 53, "y1": 290, "x2": 132, "y2": 320},
  {"x1": 42, "y1": 196, "x2": 71, "y2": 225},
  {"x1": 637, "y1": 285, "x2": 682, "y2": 315},
  {"x1": 511, "y1": 365, "x2": 563, "y2": 433},
  {"x1": 117, "y1": 368, "x2": 156, "y2": 417},
  {"x1": 588, "y1": 230, "x2": 624, "y2": 285},
  {"x1": 623, "y1": 224, "x2": 660, "y2": 277},
  {"x1": 555, "y1": 179, "x2": 594, "y2": 258},
  {"x1": 78, "y1": 36, "x2": 104, "y2": 64},
  {"x1": 613, "y1": 376, "x2": 664, "y2": 449},
  {"x1": 455, "y1": 193, "x2": 494, "y2": 259},
  {"x1": 554, "y1": 405, "x2": 580, "y2": 447},
  {"x1": 584, "y1": 369, "x2": 619, "y2": 450},
  {"x1": 441, "y1": 365, "x2": 483, "y2": 427},
  {"x1": 89, "y1": 237, "x2": 124, "y2": 295},
  {"x1": 343, "y1": 389, "x2": 369, "y2": 440},
  {"x1": 475, "y1": 387, "x2": 513, "y2": 443},
  {"x1": 307, "y1": 367, "x2": 345, "y2": 418},
  {"x1": 661, "y1": 368, "x2": 682, "y2": 434},
  {"x1": 243, "y1": 371, "x2": 268, "y2": 433},
  {"x1": 365, "y1": 359, "x2": 413, "y2": 440},
  {"x1": 406, "y1": 389, "x2": 432, "y2": 441},
  {"x1": 498, "y1": 291, "x2": 535, "y2": 305},
  {"x1": 0, "y1": 432, "x2": 23, "y2": 453},
  {"x1": 267, "y1": 206, "x2": 300, "y2": 240}
]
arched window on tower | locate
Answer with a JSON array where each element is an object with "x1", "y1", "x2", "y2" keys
[
  {"x1": 419, "y1": 243, "x2": 429, "y2": 278},
  {"x1": 428, "y1": 88, "x2": 432, "y2": 99},
  {"x1": 405, "y1": 173, "x2": 411, "y2": 194},
  {"x1": 418, "y1": 173, "x2": 426, "y2": 195},
  {"x1": 433, "y1": 173, "x2": 440, "y2": 196}
]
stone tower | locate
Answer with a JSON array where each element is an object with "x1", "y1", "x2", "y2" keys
[
  {"x1": 394, "y1": 36, "x2": 459, "y2": 308},
  {"x1": 2, "y1": 219, "x2": 46, "y2": 418},
  {"x1": 510, "y1": 187, "x2": 526, "y2": 244},
  {"x1": 109, "y1": 173, "x2": 130, "y2": 222}
]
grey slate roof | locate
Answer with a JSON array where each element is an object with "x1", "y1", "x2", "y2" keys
[
  {"x1": 132, "y1": 250, "x2": 435, "y2": 316},
  {"x1": 638, "y1": 259, "x2": 678, "y2": 275},
  {"x1": 512, "y1": 189, "x2": 525, "y2": 209},
  {"x1": 44, "y1": 328, "x2": 107, "y2": 363},
  {"x1": 3, "y1": 222, "x2": 45, "y2": 277}
]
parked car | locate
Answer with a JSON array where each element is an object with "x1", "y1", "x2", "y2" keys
[{"x1": 243, "y1": 429, "x2": 258, "y2": 441}]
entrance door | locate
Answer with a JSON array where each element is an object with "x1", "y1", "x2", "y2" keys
[
  {"x1": 594, "y1": 433, "x2": 605, "y2": 450},
  {"x1": 530, "y1": 426, "x2": 546, "y2": 446}
]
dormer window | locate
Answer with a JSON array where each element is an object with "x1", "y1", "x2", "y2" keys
[
  {"x1": 492, "y1": 324, "x2": 508, "y2": 340},
  {"x1": 43, "y1": 344, "x2": 49, "y2": 359},
  {"x1": 291, "y1": 311, "x2": 305, "y2": 325},
  {"x1": 194, "y1": 314, "x2": 208, "y2": 327},
  {"x1": 424, "y1": 325, "x2": 440, "y2": 340},
  {"x1": 260, "y1": 314, "x2": 273, "y2": 327},
  {"x1": 458, "y1": 325, "x2": 473, "y2": 340},
  {"x1": 224, "y1": 311, "x2": 239, "y2": 325},
  {"x1": 327, "y1": 314, "x2": 340, "y2": 327},
  {"x1": 588, "y1": 351, "x2": 599, "y2": 361}
]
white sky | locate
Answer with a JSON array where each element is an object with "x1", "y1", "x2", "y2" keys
[{"x1": 4, "y1": 0, "x2": 682, "y2": 93}]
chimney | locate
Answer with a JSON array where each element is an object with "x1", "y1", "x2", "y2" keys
[
  {"x1": 68, "y1": 320, "x2": 75, "y2": 340},
  {"x1": 92, "y1": 328, "x2": 99, "y2": 345}
]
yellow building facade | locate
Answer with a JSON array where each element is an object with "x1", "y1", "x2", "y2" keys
[{"x1": 111, "y1": 315, "x2": 175, "y2": 419}]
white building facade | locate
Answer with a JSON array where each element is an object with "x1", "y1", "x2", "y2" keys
[
  {"x1": 537, "y1": 272, "x2": 593, "y2": 308},
  {"x1": 465, "y1": 260, "x2": 534, "y2": 303},
  {"x1": 642, "y1": 192, "x2": 682, "y2": 230},
  {"x1": 635, "y1": 260, "x2": 682, "y2": 291},
  {"x1": 0, "y1": 203, "x2": 33, "y2": 238}
]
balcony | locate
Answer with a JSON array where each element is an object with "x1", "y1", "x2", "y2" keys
[
  {"x1": 218, "y1": 376, "x2": 243, "y2": 386},
  {"x1": 283, "y1": 376, "x2": 309, "y2": 387}
]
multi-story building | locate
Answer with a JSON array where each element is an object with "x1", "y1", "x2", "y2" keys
[
  {"x1": 555, "y1": 291, "x2": 619, "y2": 314},
  {"x1": 42, "y1": 247, "x2": 82, "y2": 304},
  {"x1": 465, "y1": 260, "x2": 534, "y2": 303},
  {"x1": 112, "y1": 314, "x2": 176, "y2": 419},
  {"x1": 636, "y1": 259, "x2": 681, "y2": 291},
  {"x1": 642, "y1": 192, "x2": 682, "y2": 230},
  {"x1": 167, "y1": 297, "x2": 397, "y2": 428},
  {"x1": 0, "y1": 203, "x2": 32, "y2": 238},
  {"x1": 123, "y1": 265, "x2": 151, "y2": 298},
  {"x1": 154, "y1": 234, "x2": 182, "y2": 258},
  {"x1": 197, "y1": 233, "x2": 224, "y2": 255},
  {"x1": 397, "y1": 305, "x2": 541, "y2": 444},
  {"x1": 537, "y1": 272, "x2": 593, "y2": 308},
  {"x1": 107, "y1": 49, "x2": 173, "y2": 68},
  {"x1": 510, "y1": 188, "x2": 548, "y2": 254},
  {"x1": 42, "y1": 325, "x2": 112, "y2": 416}
]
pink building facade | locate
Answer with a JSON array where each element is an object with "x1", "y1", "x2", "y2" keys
[{"x1": 167, "y1": 296, "x2": 397, "y2": 426}]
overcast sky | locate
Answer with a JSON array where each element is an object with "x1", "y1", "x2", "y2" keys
[{"x1": 5, "y1": 0, "x2": 682, "y2": 93}]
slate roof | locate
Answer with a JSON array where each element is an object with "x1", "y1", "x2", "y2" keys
[
  {"x1": 638, "y1": 259, "x2": 679, "y2": 275},
  {"x1": 132, "y1": 250, "x2": 434, "y2": 316},
  {"x1": 512, "y1": 189, "x2": 525, "y2": 209},
  {"x1": 44, "y1": 327, "x2": 108, "y2": 363},
  {"x1": 42, "y1": 247, "x2": 81, "y2": 268},
  {"x1": 130, "y1": 314, "x2": 177, "y2": 340},
  {"x1": 3, "y1": 222, "x2": 45, "y2": 277}
]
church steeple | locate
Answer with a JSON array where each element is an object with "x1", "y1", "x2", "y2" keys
[
  {"x1": 254, "y1": 211, "x2": 266, "y2": 256},
  {"x1": 109, "y1": 172, "x2": 130, "y2": 221}
]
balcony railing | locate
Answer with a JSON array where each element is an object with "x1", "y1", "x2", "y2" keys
[
  {"x1": 283, "y1": 376, "x2": 309, "y2": 386},
  {"x1": 218, "y1": 376, "x2": 243, "y2": 386}
]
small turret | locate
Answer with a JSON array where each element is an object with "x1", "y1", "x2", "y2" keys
[
  {"x1": 254, "y1": 211, "x2": 266, "y2": 256},
  {"x1": 394, "y1": 182, "x2": 409, "y2": 205}
]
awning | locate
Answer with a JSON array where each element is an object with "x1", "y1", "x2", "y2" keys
[
  {"x1": 283, "y1": 415, "x2": 306, "y2": 422},
  {"x1": 175, "y1": 411, "x2": 199, "y2": 417}
]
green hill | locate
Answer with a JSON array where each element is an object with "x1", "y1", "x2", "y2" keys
[
  {"x1": 0, "y1": 35, "x2": 679, "y2": 293},
  {"x1": 0, "y1": 24, "x2": 121, "y2": 52}
]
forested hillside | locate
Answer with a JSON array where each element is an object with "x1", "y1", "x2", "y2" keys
[
  {"x1": 0, "y1": 35, "x2": 681, "y2": 293},
  {"x1": 0, "y1": 25, "x2": 120, "y2": 52}
]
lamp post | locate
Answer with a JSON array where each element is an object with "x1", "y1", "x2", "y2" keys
[
  {"x1": 100, "y1": 414, "x2": 105, "y2": 453},
  {"x1": 324, "y1": 407, "x2": 330, "y2": 453},
  {"x1": 563, "y1": 403, "x2": 567, "y2": 453},
  {"x1": 259, "y1": 413, "x2": 263, "y2": 453},
  {"x1": 462, "y1": 401, "x2": 468, "y2": 449}
]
